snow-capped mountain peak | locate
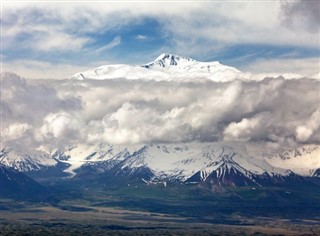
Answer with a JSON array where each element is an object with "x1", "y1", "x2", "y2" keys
[
  {"x1": 69, "y1": 53, "x2": 242, "y2": 82},
  {"x1": 142, "y1": 53, "x2": 234, "y2": 74},
  {"x1": 143, "y1": 53, "x2": 197, "y2": 69},
  {"x1": 155, "y1": 53, "x2": 189, "y2": 62},
  {"x1": 0, "y1": 147, "x2": 57, "y2": 172}
]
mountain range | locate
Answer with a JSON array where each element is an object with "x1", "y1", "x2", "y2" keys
[{"x1": 1, "y1": 143, "x2": 319, "y2": 192}]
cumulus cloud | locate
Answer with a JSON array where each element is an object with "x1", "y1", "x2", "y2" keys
[
  {"x1": 36, "y1": 112, "x2": 85, "y2": 148},
  {"x1": 223, "y1": 113, "x2": 271, "y2": 142},
  {"x1": 2, "y1": 123, "x2": 31, "y2": 140},
  {"x1": 295, "y1": 110, "x2": 320, "y2": 142},
  {"x1": 1, "y1": 72, "x2": 320, "y2": 150},
  {"x1": 0, "y1": 72, "x2": 83, "y2": 149}
]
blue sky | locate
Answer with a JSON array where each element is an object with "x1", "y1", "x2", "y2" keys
[{"x1": 2, "y1": 1, "x2": 319, "y2": 78}]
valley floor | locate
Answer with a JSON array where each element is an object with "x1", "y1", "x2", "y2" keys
[{"x1": 0, "y1": 199, "x2": 319, "y2": 236}]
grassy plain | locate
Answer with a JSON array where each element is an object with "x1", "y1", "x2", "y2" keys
[
  {"x1": 1, "y1": 199, "x2": 319, "y2": 236},
  {"x1": 1, "y1": 183, "x2": 320, "y2": 236}
]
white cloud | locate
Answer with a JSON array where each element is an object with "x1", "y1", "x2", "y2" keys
[
  {"x1": 2, "y1": 6, "x2": 91, "y2": 53},
  {"x1": 154, "y1": 1, "x2": 319, "y2": 57},
  {"x1": 0, "y1": 72, "x2": 82, "y2": 126},
  {"x1": 243, "y1": 57, "x2": 320, "y2": 78},
  {"x1": 33, "y1": 32, "x2": 91, "y2": 52},
  {"x1": 3, "y1": 123, "x2": 31, "y2": 140},
  {"x1": 1, "y1": 2, "x2": 319, "y2": 149},
  {"x1": 135, "y1": 34, "x2": 148, "y2": 41},
  {"x1": 39, "y1": 112, "x2": 84, "y2": 142},
  {"x1": 95, "y1": 36, "x2": 121, "y2": 53},
  {"x1": 2, "y1": 60, "x2": 99, "y2": 79},
  {"x1": 223, "y1": 113, "x2": 270, "y2": 142},
  {"x1": 296, "y1": 110, "x2": 320, "y2": 142},
  {"x1": 2, "y1": 73, "x2": 320, "y2": 149},
  {"x1": 2, "y1": 2, "x2": 319, "y2": 60},
  {"x1": 99, "y1": 102, "x2": 190, "y2": 144}
]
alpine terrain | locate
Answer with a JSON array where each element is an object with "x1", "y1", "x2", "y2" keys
[
  {"x1": 1, "y1": 143, "x2": 319, "y2": 189},
  {"x1": 1, "y1": 53, "x2": 320, "y2": 235}
]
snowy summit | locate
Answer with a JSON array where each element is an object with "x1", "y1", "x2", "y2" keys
[
  {"x1": 70, "y1": 53, "x2": 242, "y2": 82},
  {"x1": 142, "y1": 53, "x2": 238, "y2": 73}
]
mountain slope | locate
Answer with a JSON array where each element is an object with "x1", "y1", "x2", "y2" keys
[
  {"x1": 0, "y1": 164, "x2": 46, "y2": 198},
  {"x1": 264, "y1": 145, "x2": 320, "y2": 176},
  {"x1": 313, "y1": 168, "x2": 320, "y2": 177},
  {"x1": 143, "y1": 53, "x2": 240, "y2": 73},
  {"x1": 0, "y1": 148, "x2": 57, "y2": 172}
]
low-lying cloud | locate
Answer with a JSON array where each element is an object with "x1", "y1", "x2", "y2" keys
[{"x1": 1, "y1": 73, "x2": 319, "y2": 151}]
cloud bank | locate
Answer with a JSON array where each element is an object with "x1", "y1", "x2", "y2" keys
[{"x1": 1, "y1": 73, "x2": 319, "y2": 151}]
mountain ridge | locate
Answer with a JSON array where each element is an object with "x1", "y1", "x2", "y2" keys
[
  {"x1": 1, "y1": 143, "x2": 319, "y2": 189},
  {"x1": 0, "y1": 164, "x2": 47, "y2": 198}
]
